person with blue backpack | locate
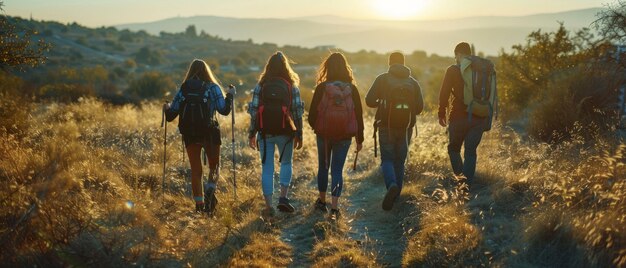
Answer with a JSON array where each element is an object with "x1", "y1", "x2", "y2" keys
[
  {"x1": 438, "y1": 42, "x2": 497, "y2": 183},
  {"x1": 366, "y1": 52, "x2": 424, "y2": 211},
  {"x1": 247, "y1": 51, "x2": 304, "y2": 218},
  {"x1": 163, "y1": 59, "x2": 233, "y2": 216}
]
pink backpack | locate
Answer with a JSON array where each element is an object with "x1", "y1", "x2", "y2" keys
[{"x1": 314, "y1": 81, "x2": 358, "y2": 140}]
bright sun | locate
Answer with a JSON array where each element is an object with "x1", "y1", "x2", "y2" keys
[{"x1": 372, "y1": 0, "x2": 427, "y2": 20}]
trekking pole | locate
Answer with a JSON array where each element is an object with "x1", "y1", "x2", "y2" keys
[
  {"x1": 229, "y1": 84, "x2": 238, "y2": 201},
  {"x1": 161, "y1": 104, "x2": 167, "y2": 203},
  {"x1": 352, "y1": 150, "x2": 359, "y2": 171}
]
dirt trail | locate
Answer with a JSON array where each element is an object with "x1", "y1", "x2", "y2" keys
[
  {"x1": 345, "y1": 169, "x2": 409, "y2": 267},
  {"x1": 231, "y1": 137, "x2": 418, "y2": 267},
  {"x1": 277, "y1": 174, "x2": 321, "y2": 267},
  {"x1": 270, "y1": 151, "x2": 393, "y2": 266},
  {"x1": 274, "y1": 146, "x2": 413, "y2": 266}
]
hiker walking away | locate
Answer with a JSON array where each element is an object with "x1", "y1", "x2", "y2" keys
[
  {"x1": 366, "y1": 52, "x2": 424, "y2": 211},
  {"x1": 163, "y1": 59, "x2": 234, "y2": 215},
  {"x1": 438, "y1": 42, "x2": 497, "y2": 183},
  {"x1": 248, "y1": 51, "x2": 304, "y2": 217},
  {"x1": 308, "y1": 52, "x2": 364, "y2": 219}
]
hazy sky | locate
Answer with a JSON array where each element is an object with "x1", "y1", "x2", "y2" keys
[{"x1": 4, "y1": 0, "x2": 609, "y2": 27}]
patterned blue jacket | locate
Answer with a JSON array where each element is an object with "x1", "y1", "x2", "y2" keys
[{"x1": 166, "y1": 81, "x2": 232, "y2": 123}]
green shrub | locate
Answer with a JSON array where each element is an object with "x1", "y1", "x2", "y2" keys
[
  {"x1": 126, "y1": 71, "x2": 175, "y2": 100},
  {"x1": 528, "y1": 65, "x2": 622, "y2": 143},
  {"x1": 39, "y1": 83, "x2": 95, "y2": 103},
  {"x1": 133, "y1": 46, "x2": 163, "y2": 66}
]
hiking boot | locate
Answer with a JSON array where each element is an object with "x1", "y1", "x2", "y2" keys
[
  {"x1": 204, "y1": 187, "x2": 218, "y2": 215},
  {"x1": 382, "y1": 184, "x2": 400, "y2": 211},
  {"x1": 277, "y1": 197, "x2": 295, "y2": 213},
  {"x1": 315, "y1": 198, "x2": 328, "y2": 212},
  {"x1": 262, "y1": 207, "x2": 275, "y2": 219},
  {"x1": 195, "y1": 203, "x2": 204, "y2": 213},
  {"x1": 329, "y1": 208, "x2": 340, "y2": 221}
]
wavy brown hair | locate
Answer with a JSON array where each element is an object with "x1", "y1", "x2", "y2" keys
[
  {"x1": 183, "y1": 59, "x2": 223, "y2": 93},
  {"x1": 316, "y1": 52, "x2": 355, "y2": 85},
  {"x1": 258, "y1": 51, "x2": 300, "y2": 86}
]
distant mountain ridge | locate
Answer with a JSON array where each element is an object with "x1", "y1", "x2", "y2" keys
[{"x1": 116, "y1": 8, "x2": 604, "y2": 56}]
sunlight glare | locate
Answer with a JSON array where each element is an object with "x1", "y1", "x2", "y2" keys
[{"x1": 371, "y1": 0, "x2": 428, "y2": 20}]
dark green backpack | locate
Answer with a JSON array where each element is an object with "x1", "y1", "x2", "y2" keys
[{"x1": 384, "y1": 76, "x2": 416, "y2": 129}]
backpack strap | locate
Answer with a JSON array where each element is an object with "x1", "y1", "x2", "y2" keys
[
  {"x1": 278, "y1": 136, "x2": 294, "y2": 163},
  {"x1": 279, "y1": 77, "x2": 294, "y2": 132}
]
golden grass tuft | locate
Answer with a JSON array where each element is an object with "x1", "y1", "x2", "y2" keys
[{"x1": 228, "y1": 233, "x2": 293, "y2": 267}]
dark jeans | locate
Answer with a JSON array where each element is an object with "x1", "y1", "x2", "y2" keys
[
  {"x1": 448, "y1": 116, "x2": 486, "y2": 180},
  {"x1": 316, "y1": 136, "x2": 352, "y2": 197},
  {"x1": 379, "y1": 127, "x2": 412, "y2": 191}
]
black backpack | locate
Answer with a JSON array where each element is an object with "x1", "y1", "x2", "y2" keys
[
  {"x1": 372, "y1": 76, "x2": 418, "y2": 158},
  {"x1": 178, "y1": 79, "x2": 211, "y2": 136},
  {"x1": 257, "y1": 77, "x2": 295, "y2": 135},
  {"x1": 384, "y1": 76, "x2": 416, "y2": 129}
]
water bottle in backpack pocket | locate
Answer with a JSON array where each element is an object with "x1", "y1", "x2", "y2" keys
[
  {"x1": 178, "y1": 79, "x2": 212, "y2": 136},
  {"x1": 314, "y1": 81, "x2": 357, "y2": 140}
]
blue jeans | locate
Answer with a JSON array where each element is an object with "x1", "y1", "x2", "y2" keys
[
  {"x1": 316, "y1": 136, "x2": 352, "y2": 197},
  {"x1": 258, "y1": 134, "x2": 294, "y2": 197},
  {"x1": 379, "y1": 127, "x2": 412, "y2": 191},
  {"x1": 447, "y1": 116, "x2": 486, "y2": 180}
]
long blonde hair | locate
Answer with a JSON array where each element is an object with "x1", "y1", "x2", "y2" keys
[
  {"x1": 258, "y1": 51, "x2": 300, "y2": 87},
  {"x1": 183, "y1": 59, "x2": 223, "y2": 93}
]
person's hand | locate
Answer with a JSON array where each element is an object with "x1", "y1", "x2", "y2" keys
[
  {"x1": 249, "y1": 136, "x2": 257, "y2": 150},
  {"x1": 294, "y1": 137, "x2": 303, "y2": 150},
  {"x1": 356, "y1": 142, "x2": 363, "y2": 152},
  {"x1": 227, "y1": 84, "x2": 236, "y2": 95},
  {"x1": 162, "y1": 103, "x2": 170, "y2": 112},
  {"x1": 438, "y1": 116, "x2": 447, "y2": 127}
]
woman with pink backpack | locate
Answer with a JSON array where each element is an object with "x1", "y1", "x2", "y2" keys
[{"x1": 308, "y1": 52, "x2": 364, "y2": 219}]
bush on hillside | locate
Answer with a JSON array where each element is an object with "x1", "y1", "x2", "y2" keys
[
  {"x1": 499, "y1": 24, "x2": 592, "y2": 120},
  {"x1": 133, "y1": 46, "x2": 164, "y2": 66},
  {"x1": 526, "y1": 67, "x2": 623, "y2": 143},
  {"x1": 39, "y1": 83, "x2": 96, "y2": 103},
  {"x1": 0, "y1": 15, "x2": 49, "y2": 71},
  {"x1": 126, "y1": 71, "x2": 175, "y2": 100},
  {"x1": 499, "y1": 23, "x2": 625, "y2": 143}
]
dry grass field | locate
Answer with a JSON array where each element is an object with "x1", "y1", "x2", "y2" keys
[{"x1": 1, "y1": 97, "x2": 624, "y2": 267}]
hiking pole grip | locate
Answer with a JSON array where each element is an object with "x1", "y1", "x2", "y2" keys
[{"x1": 229, "y1": 84, "x2": 237, "y2": 201}]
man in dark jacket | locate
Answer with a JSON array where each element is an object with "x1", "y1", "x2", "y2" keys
[
  {"x1": 366, "y1": 52, "x2": 424, "y2": 211},
  {"x1": 438, "y1": 42, "x2": 487, "y2": 182}
]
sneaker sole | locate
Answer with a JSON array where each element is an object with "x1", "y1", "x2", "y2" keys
[
  {"x1": 329, "y1": 210, "x2": 340, "y2": 221},
  {"x1": 382, "y1": 185, "x2": 400, "y2": 211},
  {"x1": 277, "y1": 203, "x2": 295, "y2": 213}
]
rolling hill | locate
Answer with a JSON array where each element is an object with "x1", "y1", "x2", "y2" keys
[{"x1": 117, "y1": 8, "x2": 604, "y2": 56}]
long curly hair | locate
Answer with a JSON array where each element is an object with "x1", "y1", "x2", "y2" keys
[{"x1": 316, "y1": 52, "x2": 355, "y2": 85}]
